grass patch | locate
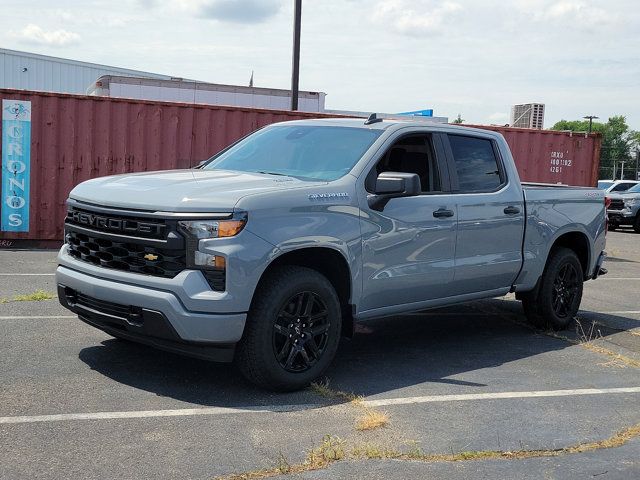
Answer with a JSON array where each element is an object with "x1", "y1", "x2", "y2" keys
[
  {"x1": 219, "y1": 436, "x2": 345, "y2": 480},
  {"x1": 542, "y1": 319, "x2": 640, "y2": 369},
  {"x1": 355, "y1": 409, "x2": 389, "y2": 431},
  {"x1": 217, "y1": 423, "x2": 640, "y2": 479},
  {"x1": 497, "y1": 313, "x2": 640, "y2": 370},
  {"x1": 309, "y1": 380, "x2": 388, "y2": 432},
  {"x1": 309, "y1": 380, "x2": 363, "y2": 405},
  {"x1": 12, "y1": 290, "x2": 56, "y2": 302}
]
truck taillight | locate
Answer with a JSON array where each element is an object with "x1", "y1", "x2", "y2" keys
[{"x1": 605, "y1": 196, "x2": 612, "y2": 209}]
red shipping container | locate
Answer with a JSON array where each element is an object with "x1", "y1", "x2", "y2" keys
[
  {"x1": 0, "y1": 89, "x2": 601, "y2": 246},
  {"x1": 469, "y1": 124, "x2": 601, "y2": 188}
]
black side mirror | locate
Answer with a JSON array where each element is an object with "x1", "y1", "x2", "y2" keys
[
  {"x1": 369, "y1": 172, "x2": 421, "y2": 210},
  {"x1": 192, "y1": 160, "x2": 208, "y2": 169}
]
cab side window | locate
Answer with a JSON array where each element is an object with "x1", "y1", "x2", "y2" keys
[
  {"x1": 374, "y1": 135, "x2": 441, "y2": 193},
  {"x1": 448, "y1": 135, "x2": 504, "y2": 193}
]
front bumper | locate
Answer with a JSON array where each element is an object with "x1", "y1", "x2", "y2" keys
[
  {"x1": 607, "y1": 209, "x2": 636, "y2": 224},
  {"x1": 56, "y1": 265, "x2": 246, "y2": 361}
]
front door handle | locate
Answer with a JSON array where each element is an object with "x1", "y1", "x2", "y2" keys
[
  {"x1": 433, "y1": 208, "x2": 454, "y2": 218},
  {"x1": 504, "y1": 206, "x2": 521, "y2": 215}
]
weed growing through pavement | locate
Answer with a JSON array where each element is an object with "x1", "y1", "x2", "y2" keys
[
  {"x1": 355, "y1": 409, "x2": 389, "y2": 431},
  {"x1": 216, "y1": 424, "x2": 640, "y2": 479},
  {"x1": 309, "y1": 379, "x2": 387, "y2": 432},
  {"x1": 1, "y1": 290, "x2": 56, "y2": 303}
]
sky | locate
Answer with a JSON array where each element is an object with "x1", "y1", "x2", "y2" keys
[{"x1": 2, "y1": 0, "x2": 639, "y2": 129}]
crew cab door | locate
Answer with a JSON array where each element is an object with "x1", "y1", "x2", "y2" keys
[
  {"x1": 358, "y1": 131, "x2": 457, "y2": 314},
  {"x1": 443, "y1": 133, "x2": 525, "y2": 295}
]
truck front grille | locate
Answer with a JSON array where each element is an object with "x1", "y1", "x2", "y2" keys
[
  {"x1": 608, "y1": 199, "x2": 625, "y2": 211},
  {"x1": 66, "y1": 230, "x2": 186, "y2": 278},
  {"x1": 64, "y1": 203, "x2": 225, "y2": 290}
]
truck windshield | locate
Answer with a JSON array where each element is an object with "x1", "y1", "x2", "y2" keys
[{"x1": 203, "y1": 126, "x2": 383, "y2": 181}]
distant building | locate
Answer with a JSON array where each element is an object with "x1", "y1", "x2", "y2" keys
[
  {"x1": 510, "y1": 103, "x2": 545, "y2": 129},
  {"x1": 88, "y1": 75, "x2": 327, "y2": 113},
  {"x1": 0, "y1": 48, "x2": 171, "y2": 95}
]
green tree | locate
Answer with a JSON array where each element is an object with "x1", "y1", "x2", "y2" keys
[
  {"x1": 552, "y1": 116, "x2": 638, "y2": 179},
  {"x1": 452, "y1": 114, "x2": 464, "y2": 124}
]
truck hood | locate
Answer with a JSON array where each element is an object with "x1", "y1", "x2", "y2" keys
[
  {"x1": 69, "y1": 169, "x2": 325, "y2": 212},
  {"x1": 607, "y1": 192, "x2": 640, "y2": 200}
]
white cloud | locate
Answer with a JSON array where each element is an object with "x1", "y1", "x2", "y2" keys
[
  {"x1": 520, "y1": 0, "x2": 620, "y2": 29},
  {"x1": 371, "y1": 0, "x2": 463, "y2": 36},
  {"x1": 55, "y1": 10, "x2": 132, "y2": 28},
  {"x1": 176, "y1": 0, "x2": 282, "y2": 23},
  {"x1": 488, "y1": 112, "x2": 509, "y2": 123},
  {"x1": 9, "y1": 23, "x2": 80, "y2": 46}
]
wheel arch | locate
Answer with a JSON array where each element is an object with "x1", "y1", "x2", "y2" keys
[
  {"x1": 549, "y1": 230, "x2": 590, "y2": 279},
  {"x1": 254, "y1": 246, "x2": 355, "y2": 337}
]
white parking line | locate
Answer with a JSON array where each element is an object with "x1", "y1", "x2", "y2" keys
[
  {"x1": 1, "y1": 387, "x2": 639, "y2": 425},
  {"x1": 0, "y1": 404, "x2": 317, "y2": 425},
  {"x1": 593, "y1": 277, "x2": 640, "y2": 281},
  {"x1": 0, "y1": 315, "x2": 75, "y2": 320},
  {"x1": 0, "y1": 273, "x2": 55, "y2": 276},
  {"x1": 596, "y1": 311, "x2": 640, "y2": 315},
  {"x1": 363, "y1": 387, "x2": 640, "y2": 408}
]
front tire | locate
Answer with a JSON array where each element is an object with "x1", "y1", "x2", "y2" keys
[
  {"x1": 521, "y1": 247, "x2": 584, "y2": 330},
  {"x1": 634, "y1": 215, "x2": 640, "y2": 234},
  {"x1": 236, "y1": 266, "x2": 342, "y2": 391}
]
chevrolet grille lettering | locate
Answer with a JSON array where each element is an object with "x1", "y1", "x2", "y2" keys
[{"x1": 69, "y1": 210, "x2": 166, "y2": 236}]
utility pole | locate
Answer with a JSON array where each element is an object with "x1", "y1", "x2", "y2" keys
[
  {"x1": 583, "y1": 115, "x2": 599, "y2": 134},
  {"x1": 290, "y1": 0, "x2": 302, "y2": 111}
]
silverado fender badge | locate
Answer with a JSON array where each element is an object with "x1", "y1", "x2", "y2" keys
[{"x1": 308, "y1": 193, "x2": 350, "y2": 201}]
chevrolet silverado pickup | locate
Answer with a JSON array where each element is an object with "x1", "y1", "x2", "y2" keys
[
  {"x1": 57, "y1": 118, "x2": 608, "y2": 391},
  {"x1": 607, "y1": 182, "x2": 640, "y2": 232}
]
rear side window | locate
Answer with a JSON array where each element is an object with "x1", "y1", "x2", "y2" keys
[{"x1": 449, "y1": 135, "x2": 503, "y2": 192}]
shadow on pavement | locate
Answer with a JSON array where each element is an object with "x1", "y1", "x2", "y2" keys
[{"x1": 78, "y1": 299, "x2": 638, "y2": 409}]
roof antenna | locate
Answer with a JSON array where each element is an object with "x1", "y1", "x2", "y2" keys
[{"x1": 364, "y1": 113, "x2": 383, "y2": 125}]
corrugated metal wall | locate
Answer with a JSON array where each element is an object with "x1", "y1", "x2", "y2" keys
[
  {"x1": 0, "y1": 48, "x2": 170, "y2": 95},
  {"x1": 0, "y1": 89, "x2": 601, "y2": 245}
]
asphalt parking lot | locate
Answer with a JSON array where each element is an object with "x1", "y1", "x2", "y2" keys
[{"x1": 1, "y1": 230, "x2": 639, "y2": 480}]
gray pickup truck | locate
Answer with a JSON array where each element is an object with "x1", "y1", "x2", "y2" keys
[
  {"x1": 607, "y1": 183, "x2": 640, "y2": 232},
  {"x1": 56, "y1": 118, "x2": 608, "y2": 390}
]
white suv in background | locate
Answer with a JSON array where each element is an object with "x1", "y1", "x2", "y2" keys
[{"x1": 598, "y1": 180, "x2": 639, "y2": 193}]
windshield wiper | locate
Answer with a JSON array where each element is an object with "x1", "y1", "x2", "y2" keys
[{"x1": 255, "y1": 170, "x2": 290, "y2": 177}]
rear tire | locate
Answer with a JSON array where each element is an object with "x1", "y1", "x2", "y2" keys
[
  {"x1": 236, "y1": 266, "x2": 342, "y2": 391},
  {"x1": 521, "y1": 247, "x2": 583, "y2": 330}
]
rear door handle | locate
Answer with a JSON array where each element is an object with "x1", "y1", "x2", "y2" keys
[
  {"x1": 433, "y1": 208, "x2": 454, "y2": 218},
  {"x1": 504, "y1": 206, "x2": 521, "y2": 215}
]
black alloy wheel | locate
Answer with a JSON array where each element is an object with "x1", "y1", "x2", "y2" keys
[
  {"x1": 236, "y1": 265, "x2": 342, "y2": 391},
  {"x1": 521, "y1": 247, "x2": 583, "y2": 330},
  {"x1": 272, "y1": 291, "x2": 330, "y2": 373},
  {"x1": 551, "y1": 263, "x2": 580, "y2": 318}
]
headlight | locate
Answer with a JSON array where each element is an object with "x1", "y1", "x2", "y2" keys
[
  {"x1": 178, "y1": 215, "x2": 247, "y2": 292},
  {"x1": 624, "y1": 198, "x2": 637, "y2": 208},
  {"x1": 178, "y1": 218, "x2": 246, "y2": 239}
]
